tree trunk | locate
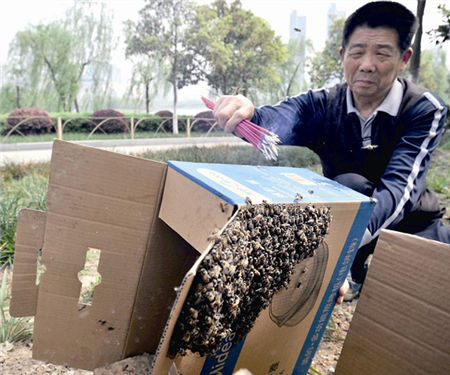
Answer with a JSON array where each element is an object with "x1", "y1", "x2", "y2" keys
[
  {"x1": 145, "y1": 83, "x2": 150, "y2": 114},
  {"x1": 74, "y1": 98, "x2": 80, "y2": 113},
  {"x1": 172, "y1": 75, "x2": 178, "y2": 134},
  {"x1": 16, "y1": 85, "x2": 21, "y2": 108},
  {"x1": 286, "y1": 62, "x2": 302, "y2": 97},
  {"x1": 410, "y1": 0, "x2": 426, "y2": 82}
]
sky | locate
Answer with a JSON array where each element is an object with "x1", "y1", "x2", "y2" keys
[{"x1": 0, "y1": 0, "x2": 447, "y2": 111}]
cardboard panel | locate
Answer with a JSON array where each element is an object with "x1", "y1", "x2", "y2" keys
[
  {"x1": 335, "y1": 230, "x2": 450, "y2": 375},
  {"x1": 31, "y1": 140, "x2": 170, "y2": 370},
  {"x1": 124, "y1": 219, "x2": 199, "y2": 356},
  {"x1": 10, "y1": 209, "x2": 46, "y2": 317},
  {"x1": 159, "y1": 167, "x2": 234, "y2": 252},
  {"x1": 151, "y1": 211, "x2": 240, "y2": 375}
]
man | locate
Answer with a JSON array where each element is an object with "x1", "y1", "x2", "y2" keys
[{"x1": 213, "y1": 1, "x2": 449, "y2": 303}]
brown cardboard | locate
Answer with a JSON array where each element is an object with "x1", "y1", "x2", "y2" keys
[
  {"x1": 152, "y1": 163, "x2": 375, "y2": 375},
  {"x1": 159, "y1": 166, "x2": 235, "y2": 252},
  {"x1": 335, "y1": 229, "x2": 450, "y2": 375},
  {"x1": 10, "y1": 209, "x2": 46, "y2": 317},
  {"x1": 152, "y1": 211, "x2": 240, "y2": 375},
  {"x1": 10, "y1": 140, "x2": 199, "y2": 370}
]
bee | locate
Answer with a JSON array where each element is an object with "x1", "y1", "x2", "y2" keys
[{"x1": 294, "y1": 193, "x2": 303, "y2": 202}]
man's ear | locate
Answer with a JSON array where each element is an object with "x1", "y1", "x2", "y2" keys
[
  {"x1": 339, "y1": 47, "x2": 344, "y2": 65},
  {"x1": 402, "y1": 48, "x2": 413, "y2": 64}
]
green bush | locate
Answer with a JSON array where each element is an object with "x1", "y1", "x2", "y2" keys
[{"x1": 58, "y1": 112, "x2": 92, "y2": 133}]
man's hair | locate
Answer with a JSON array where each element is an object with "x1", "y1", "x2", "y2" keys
[{"x1": 342, "y1": 1, "x2": 418, "y2": 54}]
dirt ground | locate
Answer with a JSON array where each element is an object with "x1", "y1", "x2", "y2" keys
[{"x1": 1, "y1": 260, "x2": 356, "y2": 375}]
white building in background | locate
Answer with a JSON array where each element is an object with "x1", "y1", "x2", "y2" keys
[
  {"x1": 289, "y1": 10, "x2": 306, "y2": 41},
  {"x1": 289, "y1": 10, "x2": 307, "y2": 87},
  {"x1": 327, "y1": 2, "x2": 346, "y2": 34}
]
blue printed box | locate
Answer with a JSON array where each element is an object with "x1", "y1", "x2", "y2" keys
[{"x1": 154, "y1": 161, "x2": 375, "y2": 375}]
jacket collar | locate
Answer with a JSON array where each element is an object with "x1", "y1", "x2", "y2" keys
[{"x1": 346, "y1": 78, "x2": 403, "y2": 117}]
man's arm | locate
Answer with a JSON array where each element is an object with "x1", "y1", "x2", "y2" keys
[
  {"x1": 213, "y1": 90, "x2": 329, "y2": 148},
  {"x1": 361, "y1": 92, "x2": 447, "y2": 246}
]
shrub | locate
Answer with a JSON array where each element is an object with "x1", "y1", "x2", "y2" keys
[
  {"x1": 89, "y1": 109, "x2": 129, "y2": 134},
  {"x1": 57, "y1": 112, "x2": 92, "y2": 133},
  {"x1": 6, "y1": 108, "x2": 54, "y2": 135},
  {"x1": 155, "y1": 110, "x2": 173, "y2": 133},
  {"x1": 132, "y1": 116, "x2": 163, "y2": 132},
  {"x1": 191, "y1": 110, "x2": 215, "y2": 133}
]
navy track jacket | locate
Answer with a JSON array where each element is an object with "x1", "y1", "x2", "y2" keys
[{"x1": 251, "y1": 78, "x2": 448, "y2": 246}]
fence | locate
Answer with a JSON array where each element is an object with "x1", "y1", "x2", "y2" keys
[{"x1": 1, "y1": 114, "x2": 219, "y2": 142}]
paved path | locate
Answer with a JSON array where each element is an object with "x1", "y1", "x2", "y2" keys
[{"x1": 0, "y1": 137, "x2": 246, "y2": 165}]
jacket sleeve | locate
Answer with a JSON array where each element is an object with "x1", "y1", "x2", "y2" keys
[
  {"x1": 360, "y1": 92, "x2": 447, "y2": 246},
  {"x1": 251, "y1": 89, "x2": 328, "y2": 148}
]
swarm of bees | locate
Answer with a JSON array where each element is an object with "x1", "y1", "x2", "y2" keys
[{"x1": 169, "y1": 201, "x2": 331, "y2": 357}]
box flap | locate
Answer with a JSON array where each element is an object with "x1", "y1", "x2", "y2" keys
[
  {"x1": 335, "y1": 230, "x2": 450, "y2": 375},
  {"x1": 168, "y1": 161, "x2": 369, "y2": 204},
  {"x1": 124, "y1": 219, "x2": 199, "y2": 357},
  {"x1": 159, "y1": 167, "x2": 235, "y2": 252},
  {"x1": 31, "y1": 140, "x2": 170, "y2": 370},
  {"x1": 10, "y1": 209, "x2": 46, "y2": 317},
  {"x1": 150, "y1": 211, "x2": 240, "y2": 375}
]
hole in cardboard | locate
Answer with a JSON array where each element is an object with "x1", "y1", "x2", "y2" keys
[
  {"x1": 35, "y1": 248, "x2": 46, "y2": 286},
  {"x1": 78, "y1": 248, "x2": 102, "y2": 306}
]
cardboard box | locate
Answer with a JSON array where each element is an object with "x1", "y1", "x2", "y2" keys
[
  {"x1": 10, "y1": 140, "x2": 199, "y2": 370},
  {"x1": 335, "y1": 230, "x2": 450, "y2": 375},
  {"x1": 152, "y1": 161, "x2": 375, "y2": 375}
]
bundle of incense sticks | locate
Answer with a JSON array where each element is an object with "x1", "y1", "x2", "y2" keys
[{"x1": 201, "y1": 96, "x2": 281, "y2": 161}]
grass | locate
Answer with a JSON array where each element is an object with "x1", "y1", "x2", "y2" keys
[
  {"x1": 142, "y1": 144, "x2": 321, "y2": 168},
  {"x1": 0, "y1": 267, "x2": 33, "y2": 343},
  {"x1": 0, "y1": 167, "x2": 48, "y2": 265},
  {"x1": 1, "y1": 130, "x2": 226, "y2": 144}
]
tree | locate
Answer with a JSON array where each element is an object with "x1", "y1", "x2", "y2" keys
[
  {"x1": 428, "y1": 4, "x2": 450, "y2": 44},
  {"x1": 307, "y1": 15, "x2": 345, "y2": 89},
  {"x1": 4, "y1": 1, "x2": 115, "y2": 112},
  {"x1": 416, "y1": 48, "x2": 450, "y2": 103},
  {"x1": 0, "y1": 83, "x2": 18, "y2": 113},
  {"x1": 125, "y1": 0, "x2": 198, "y2": 134},
  {"x1": 66, "y1": 2, "x2": 116, "y2": 112},
  {"x1": 255, "y1": 37, "x2": 310, "y2": 106},
  {"x1": 188, "y1": 0, "x2": 286, "y2": 99},
  {"x1": 9, "y1": 23, "x2": 79, "y2": 112},
  {"x1": 127, "y1": 55, "x2": 170, "y2": 113},
  {"x1": 409, "y1": 0, "x2": 426, "y2": 83}
]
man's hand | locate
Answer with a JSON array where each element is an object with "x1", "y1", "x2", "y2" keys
[
  {"x1": 337, "y1": 278, "x2": 349, "y2": 304},
  {"x1": 213, "y1": 95, "x2": 255, "y2": 133}
]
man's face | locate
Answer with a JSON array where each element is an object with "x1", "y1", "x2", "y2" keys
[{"x1": 339, "y1": 26, "x2": 412, "y2": 104}]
